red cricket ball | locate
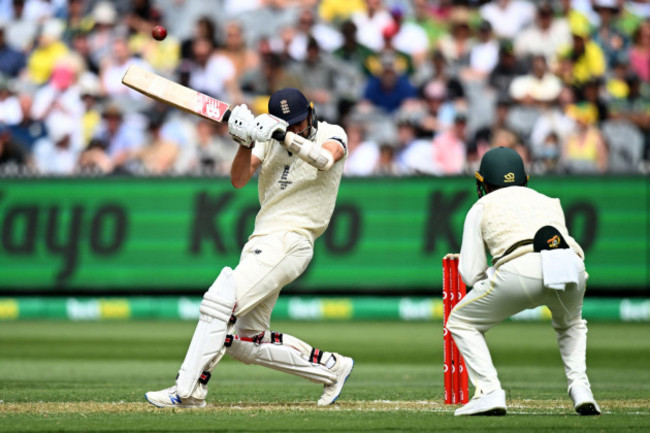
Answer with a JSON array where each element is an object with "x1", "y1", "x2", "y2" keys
[{"x1": 152, "y1": 25, "x2": 167, "y2": 41}]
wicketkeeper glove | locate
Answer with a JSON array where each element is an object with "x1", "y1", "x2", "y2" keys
[{"x1": 227, "y1": 104, "x2": 255, "y2": 148}]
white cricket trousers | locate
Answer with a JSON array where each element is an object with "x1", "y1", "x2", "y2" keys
[
  {"x1": 447, "y1": 253, "x2": 592, "y2": 397},
  {"x1": 231, "y1": 231, "x2": 313, "y2": 337}
]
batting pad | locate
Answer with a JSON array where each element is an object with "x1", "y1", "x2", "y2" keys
[
  {"x1": 227, "y1": 332, "x2": 337, "y2": 385},
  {"x1": 176, "y1": 267, "x2": 237, "y2": 397}
]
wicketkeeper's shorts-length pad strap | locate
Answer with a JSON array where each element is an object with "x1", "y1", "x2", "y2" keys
[
  {"x1": 226, "y1": 331, "x2": 337, "y2": 385},
  {"x1": 176, "y1": 267, "x2": 237, "y2": 398}
]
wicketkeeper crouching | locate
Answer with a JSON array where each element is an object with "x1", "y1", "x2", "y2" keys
[{"x1": 446, "y1": 147, "x2": 601, "y2": 416}]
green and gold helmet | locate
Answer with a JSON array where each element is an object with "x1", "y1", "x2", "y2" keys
[{"x1": 475, "y1": 147, "x2": 528, "y2": 198}]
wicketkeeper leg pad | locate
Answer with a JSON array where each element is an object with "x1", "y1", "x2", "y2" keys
[
  {"x1": 226, "y1": 331, "x2": 337, "y2": 385},
  {"x1": 175, "y1": 267, "x2": 237, "y2": 398}
]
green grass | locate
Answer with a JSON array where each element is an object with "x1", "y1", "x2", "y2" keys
[{"x1": 0, "y1": 320, "x2": 649, "y2": 432}]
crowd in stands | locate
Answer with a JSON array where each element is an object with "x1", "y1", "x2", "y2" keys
[{"x1": 0, "y1": 0, "x2": 648, "y2": 177}]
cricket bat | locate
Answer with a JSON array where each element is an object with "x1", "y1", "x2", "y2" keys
[{"x1": 121, "y1": 65, "x2": 232, "y2": 123}]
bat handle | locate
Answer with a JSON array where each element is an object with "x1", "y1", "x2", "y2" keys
[
  {"x1": 272, "y1": 130, "x2": 286, "y2": 142},
  {"x1": 221, "y1": 109, "x2": 231, "y2": 123}
]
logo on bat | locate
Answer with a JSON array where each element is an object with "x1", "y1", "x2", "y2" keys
[{"x1": 196, "y1": 94, "x2": 228, "y2": 121}]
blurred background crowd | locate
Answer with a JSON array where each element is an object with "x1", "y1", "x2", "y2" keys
[{"x1": 0, "y1": 0, "x2": 649, "y2": 177}]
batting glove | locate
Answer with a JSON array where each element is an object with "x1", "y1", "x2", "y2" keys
[
  {"x1": 251, "y1": 114, "x2": 288, "y2": 143},
  {"x1": 227, "y1": 104, "x2": 255, "y2": 148}
]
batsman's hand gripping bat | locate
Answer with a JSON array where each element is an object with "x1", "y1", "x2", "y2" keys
[{"x1": 121, "y1": 65, "x2": 286, "y2": 141}]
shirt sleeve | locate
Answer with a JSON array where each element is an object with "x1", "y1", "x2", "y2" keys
[
  {"x1": 252, "y1": 139, "x2": 267, "y2": 162},
  {"x1": 459, "y1": 202, "x2": 488, "y2": 286}
]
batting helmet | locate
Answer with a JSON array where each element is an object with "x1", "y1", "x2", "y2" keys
[
  {"x1": 268, "y1": 88, "x2": 313, "y2": 125},
  {"x1": 475, "y1": 146, "x2": 528, "y2": 198}
]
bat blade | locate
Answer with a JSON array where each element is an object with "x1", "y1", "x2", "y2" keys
[{"x1": 121, "y1": 65, "x2": 230, "y2": 123}]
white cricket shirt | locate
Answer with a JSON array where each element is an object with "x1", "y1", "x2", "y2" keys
[{"x1": 251, "y1": 121, "x2": 347, "y2": 245}]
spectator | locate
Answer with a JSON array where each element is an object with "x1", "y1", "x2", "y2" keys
[
  {"x1": 436, "y1": 7, "x2": 475, "y2": 72},
  {"x1": 7, "y1": 90, "x2": 47, "y2": 153},
  {"x1": 579, "y1": 78, "x2": 608, "y2": 123},
  {"x1": 563, "y1": 103, "x2": 609, "y2": 173},
  {"x1": 591, "y1": 0, "x2": 629, "y2": 68},
  {"x1": 468, "y1": 95, "x2": 514, "y2": 169},
  {"x1": 127, "y1": 7, "x2": 181, "y2": 76},
  {"x1": 239, "y1": 45, "x2": 303, "y2": 107},
  {"x1": 374, "y1": 142, "x2": 401, "y2": 175},
  {"x1": 180, "y1": 16, "x2": 217, "y2": 62},
  {"x1": 351, "y1": 0, "x2": 394, "y2": 52},
  {"x1": 530, "y1": 131, "x2": 563, "y2": 174},
  {"x1": 509, "y1": 55, "x2": 562, "y2": 105},
  {"x1": 0, "y1": 125, "x2": 27, "y2": 171},
  {"x1": 0, "y1": 24, "x2": 26, "y2": 78},
  {"x1": 218, "y1": 21, "x2": 260, "y2": 81},
  {"x1": 431, "y1": 111, "x2": 468, "y2": 175},
  {"x1": 87, "y1": 1, "x2": 121, "y2": 71},
  {"x1": 3, "y1": 0, "x2": 39, "y2": 53},
  {"x1": 30, "y1": 53, "x2": 86, "y2": 149},
  {"x1": 77, "y1": 137, "x2": 112, "y2": 174},
  {"x1": 235, "y1": 0, "x2": 299, "y2": 47},
  {"x1": 488, "y1": 41, "x2": 528, "y2": 97},
  {"x1": 480, "y1": 0, "x2": 535, "y2": 40},
  {"x1": 69, "y1": 29, "x2": 100, "y2": 75},
  {"x1": 362, "y1": 52, "x2": 417, "y2": 114},
  {"x1": 183, "y1": 36, "x2": 239, "y2": 102},
  {"x1": 605, "y1": 54, "x2": 631, "y2": 99},
  {"x1": 394, "y1": 105, "x2": 438, "y2": 175},
  {"x1": 125, "y1": 111, "x2": 179, "y2": 175},
  {"x1": 557, "y1": 15, "x2": 606, "y2": 86},
  {"x1": 32, "y1": 114, "x2": 80, "y2": 175},
  {"x1": 93, "y1": 104, "x2": 145, "y2": 170},
  {"x1": 22, "y1": 0, "x2": 55, "y2": 22},
  {"x1": 284, "y1": 7, "x2": 342, "y2": 61},
  {"x1": 514, "y1": 2, "x2": 572, "y2": 64},
  {"x1": 414, "y1": 49, "x2": 465, "y2": 101},
  {"x1": 343, "y1": 121, "x2": 380, "y2": 176},
  {"x1": 464, "y1": 20, "x2": 499, "y2": 81},
  {"x1": 78, "y1": 72, "x2": 103, "y2": 147},
  {"x1": 608, "y1": 73, "x2": 650, "y2": 160},
  {"x1": 62, "y1": 0, "x2": 93, "y2": 45},
  {"x1": 183, "y1": 119, "x2": 237, "y2": 176},
  {"x1": 530, "y1": 86, "x2": 578, "y2": 162},
  {"x1": 364, "y1": 22, "x2": 413, "y2": 78},
  {"x1": 333, "y1": 19, "x2": 375, "y2": 78},
  {"x1": 389, "y1": 6, "x2": 429, "y2": 67},
  {"x1": 318, "y1": 0, "x2": 366, "y2": 24},
  {"x1": 289, "y1": 37, "x2": 341, "y2": 123},
  {"x1": 420, "y1": 80, "x2": 456, "y2": 134},
  {"x1": 99, "y1": 37, "x2": 151, "y2": 109},
  {"x1": 0, "y1": 77, "x2": 23, "y2": 126},
  {"x1": 408, "y1": 0, "x2": 448, "y2": 49},
  {"x1": 629, "y1": 20, "x2": 650, "y2": 82},
  {"x1": 26, "y1": 19, "x2": 69, "y2": 85}
]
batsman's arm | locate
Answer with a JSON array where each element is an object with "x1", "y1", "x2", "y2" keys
[{"x1": 231, "y1": 146, "x2": 261, "y2": 189}]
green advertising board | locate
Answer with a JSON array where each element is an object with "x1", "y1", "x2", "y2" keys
[{"x1": 0, "y1": 176, "x2": 647, "y2": 293}]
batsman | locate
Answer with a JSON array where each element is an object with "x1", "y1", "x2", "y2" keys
[
  {"x1": 145, "y1": 88, "x2": 354, "y2": 408},
  {"x1": 447, "y1": 147, "x2": 600, "y2": 416}
]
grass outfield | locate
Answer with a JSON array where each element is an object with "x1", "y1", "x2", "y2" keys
[{"x1": 0, "y1": 320, "x2": 648, "y2": 432}]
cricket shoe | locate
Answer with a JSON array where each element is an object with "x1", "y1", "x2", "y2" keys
[
  {"x1": 570, "y1": 385, "x2": 601, "y2": 415},
  {"x1": 454, "y1": 389, "x2": 507, "y2": 416},
  {"x1": 145, "y1": 385, "x2": 206, "y2": 408},
  {"x1": 317, "y1": 354, "x2": 354, "y2": 406}
]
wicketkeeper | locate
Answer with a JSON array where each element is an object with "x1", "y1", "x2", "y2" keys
[
  {"x1": 145, "y1": 88, "x2": 354, "y2": 408},
  {"x1": 447, "y1": 146, "x2": 600, "y2": 416}
]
